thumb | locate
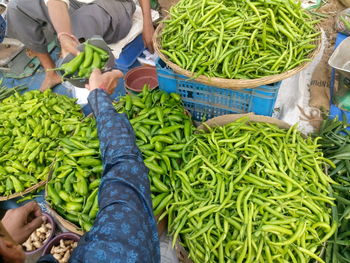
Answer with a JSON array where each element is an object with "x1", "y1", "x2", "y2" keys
[
  {"x1": 26, "y1": 216, "x2": 43, "y2": 233},
  {"x1": 110, "y1": 69, "x2": 124, "y2": 79},
  {"x1": 89, "y1": 68, "x2": 101, "y2": 83}
]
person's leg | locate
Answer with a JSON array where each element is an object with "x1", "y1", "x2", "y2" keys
[{"x1": 6, "y1": 0, "x2": 62, "y2": 91}]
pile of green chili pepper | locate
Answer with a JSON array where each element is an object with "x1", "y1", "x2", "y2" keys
[
  {"x1": 53, "y1": 42, "x2": 109, "y2": 79},
  {"x1": 0, "y1": 90, "x2": 83, "y2": 196},
  {"x1": 165, "y1": 117, "x2": 336, "y2": 263},
  {"x1": 47, "y1": 117, "x2": 101, "y2": 232},
  {"x1": 114, "y1": 86, "x2": 195, "y2": 216},
  {"x1": 317, "y1": 117, "x2": 350, "y2": 263},
  {"x1": 160, "y1": 0, "x2": 320, "y2": 79}
]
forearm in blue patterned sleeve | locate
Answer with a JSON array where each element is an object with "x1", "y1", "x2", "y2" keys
[
  {"x1": 69, "y1": 89, "x2": 160, "y2": 263},
  {"x1": 87, "y1": 89, "x2": 142, "y2": 171}
]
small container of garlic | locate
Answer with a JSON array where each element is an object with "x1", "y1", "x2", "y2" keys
[
  {"x1": 42, "y1": 232, "x2": 80, "y2": 263},
  {"x1": 22, "y1": 212, "x2": 55, "y2": 255}
]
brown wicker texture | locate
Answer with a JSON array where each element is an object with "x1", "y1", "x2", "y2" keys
[
  {"x1": 153, "y1": 23, "x2": 322, "y2": 90},
  {"x1": 0, "y1": 180, "x2": 47, "y2": 201},
  {"x1": 198, "y1": 113, "x2": 291, "y2": 130},
  {"x1": 45, "y1": 204, "x2": 84, "y2": 235}
]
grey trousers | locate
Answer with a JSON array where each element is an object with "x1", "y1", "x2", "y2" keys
[{"x1": 6, "y1": 0, "x2": 135, "y2": 53}]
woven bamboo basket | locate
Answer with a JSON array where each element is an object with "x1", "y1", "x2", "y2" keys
[
  {"x1": 0, "y1": 180, "x2": 47, "y2": 201},
  {"x1": 153, "y1": 23, "x2": 322, "y2": 90}
]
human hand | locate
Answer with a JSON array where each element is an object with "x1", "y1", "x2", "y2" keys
[
  {"x1": 0, "y1": 238, "x2": 25, "y2": 263},
  {"x1": 142, "y1": 22, "x2": 155, "y2": 53},
  {"x1": 86, "y1": 68, "x2": 124, "y2": 95},
  {"x1": 58, "y1": 32, "x2": 80, "y2": 58},
  {"x1": 1, "y1": 201, "x2": 44, "y2": 244}
]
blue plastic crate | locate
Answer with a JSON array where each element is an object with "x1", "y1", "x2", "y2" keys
[{"x1": 156, "y1": 58, "x2": 281, "y2": 121}]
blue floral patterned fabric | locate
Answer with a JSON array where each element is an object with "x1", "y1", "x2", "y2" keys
[{"x1": 37, "y1": 89, "x2": 160, "y2": 263}]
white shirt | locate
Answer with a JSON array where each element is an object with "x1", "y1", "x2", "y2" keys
[{"x1": 45, "y1": 0, "x2": 95, "y2": 7}]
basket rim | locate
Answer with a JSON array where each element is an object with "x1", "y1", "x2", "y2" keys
[
  {"x1": 197, "y1": 113, "x2": 291, "y2": 130},
  {"x1": 0, "y1": 180, "x2": 47, "y2": 201},
  {"x1": 45, "y1": 203, "x2": 84, "y2": 236},
  {"x1": 153, "y1": 21, "x2": 322, "y2": 90}
]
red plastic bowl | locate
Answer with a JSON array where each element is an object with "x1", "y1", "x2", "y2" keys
[
  {"x1": 124, "y1": 65, "x2": 158, "y2": 94},
  {"x1": 24, "y1": 212, "x2": 55, "y2": 256},
  {"x1": 42, "y1": 232, "x2": 81, "y2": 256}
]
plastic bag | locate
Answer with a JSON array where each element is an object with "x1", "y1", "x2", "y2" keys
[{"x1": 335, "y1": 9, "x2": 350, "y2": 35}]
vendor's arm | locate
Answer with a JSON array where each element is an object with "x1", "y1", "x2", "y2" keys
[
  {"x1": 70, "y1": 69, "x2": 160, "y2": 262},
  {"x1": 139, "y1": 0, "x2": 155, "y2": 53},
  {"x1": 46, "y1": 0, "x2": 80, "y2": 56}
]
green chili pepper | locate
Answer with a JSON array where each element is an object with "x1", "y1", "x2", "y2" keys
[
  {"x1": 151, "y1": 135, "x2": 174, "y2": 145},
  {"x1": 70, "y1": 149, "x2": 98, "y2": 157},
  {"x1": 76, "y1": 174, "x2": 88, "y2": 196},
  {"x1": 64, "y1": 213, "x2": 79, "y2": 223},
  {"x1": 158, "y1": 125, "x2": 183, "y2": 135},
  {"x1": 54, "y1": 181, "x2": 62, "y2": 193},
  {"x1": 64, "y1": 172, "x2": 75, "y2": 193},
  {"x1": 83, "y1": 44, "x2": 94, "y2": 68},
  {"x1": 70, "y1": 196, "x2": 84, "y2": 203},
  {"x1": 88, "y1": 194, "x2": 99, "y2": 219},
  {"x1": 91, "y1": 52, "x2": 101, "y2": 69},
  {"x1": 5, "y1": 178, "x2": 13, "y2": 193},
  {"x1": 77, "y1": 157, "x2": 102, "y2": 167},
  {"x1": 152, "y1": 176, "x2": 170, "y2": 192},
  {"x1": 61, "y1": 51, "x2": 85, "y2": 76},
  {"x1": 48, "y1": 183, "x2": 62, "y2": 206},
  {"x1": 86, "y1": 43, "x2": 109, "y2": 57},
  {"x1": 145, "y1": 161, "x2": 165, "y2": 174},
  {"x1": 153, "y1": 193, "x2": 173, "y2": 216},
  {"x1": 58, "y1": 190, "x2": 71, "y2": 202},
  {"x1": 66, "y1": 202, "x2": 83, "y2": 212},
  {"x1": 92, "y1": 165, "x2": 103, "y2": 173},
  {"x1": 82, "y1": 219, "x2": 93, "y2": 232},
  {"x1": 82, "y1": 188, "x2": 98, "y2": 214}
]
